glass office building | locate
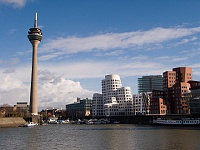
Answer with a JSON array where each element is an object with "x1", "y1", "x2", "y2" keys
[{"x1": 138, "y1": 75, "x2": 163, "y2": 93}]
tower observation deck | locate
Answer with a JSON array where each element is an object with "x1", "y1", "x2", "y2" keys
[{"x1": 28, "y1": 13, "x2": 42, "y2": 42}]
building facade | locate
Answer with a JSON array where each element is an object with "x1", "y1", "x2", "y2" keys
[
  {"x1": 138, "y1": 75, "x2": 163, "y2": 93},
  {"x1": 150, "y1": 90, "x2": 169, "y2": 115},
  {"x1": 163, "y1": 67, "x2": 192, "y2": 114},
  {"x1": 14, "y1": 102, "x2": 29, "y2": 112},
  {"x1": 184, "y1": 81, "x2": 200, "y2": 115},
  {"x1": 92, "y1": 93, "x2": 103, "y2": 117},
  {"x1": 133, "y1": 93, "x2": 145, "y2": 115}
]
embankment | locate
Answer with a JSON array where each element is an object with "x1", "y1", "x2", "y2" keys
[{"x1": 0, "y1": 117, "x2": 26, "y2": 128}]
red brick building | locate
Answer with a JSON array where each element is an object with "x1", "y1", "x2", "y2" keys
[{"x1": 150, "y1": 67, "x2": 192, "y2": 115}]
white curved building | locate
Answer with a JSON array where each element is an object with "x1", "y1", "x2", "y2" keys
[
  {"x1": 102, "y1": 74, "x2": 122, "y2": 104},
  {"x1": 92, "y1": 74, "x2": 133, "y2": 117},
  {"x1": 116, "y1": 86, "x2": 133, "y2": 116}
]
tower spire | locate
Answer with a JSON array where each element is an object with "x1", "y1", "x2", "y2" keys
[{"x1": 34, "y1": 12, "x2": 37, "y2": 28}]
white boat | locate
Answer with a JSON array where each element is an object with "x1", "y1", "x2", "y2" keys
[
  {"x1": 48, "y1": 118, "x2": 58, "y2": 124},
  {"x1": 152, "y1": 118, "x2": 200, "y2": 126},
  {"x1": 27, "y1": 122, "x2": 37, "y2": 127}
]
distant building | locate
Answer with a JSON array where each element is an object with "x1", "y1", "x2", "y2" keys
[
  {"x1": 137, "y1": 67, "x2": 193, "y2": 115},
  {"x1": 92, "y1": 93, "x2": 103, "y2": 117},
  {"x1": 0, "y1": 102, "x2": 30, "y2": 117},
  {"x1": 102, "y1": 74, "x2": 122, "y2": 104},
  {"x1": 104, "y1": 97, "x2": 119, "y2": 116},
  {"x1": 92, "y1": 74, "x2": 133, "y2": 117},
  {"x1": 0, "y1": 104, "x2": 13, "y2": 117},
  {"x1": 138, "y1": 75, "x2": 163, "y2": 93},
  {"x1": 133, "y1": 93, "x2": 145, "y2": 115},
  {"x1": 184, "y1": 81, "x2": 200, "y2": 115},
  {"x1": 14, "y1": 102, "x2": 29, "y2": 112},
  {"x1": 66, "y1": 98, "x2": 92, "y2": 119},
  {"x1": 163, "y1": 67, "x2": 192, "y2": 114},
  {"x1": 116, "y1": 86, "x2": 133, "y2": 116},
  {"x1": 150, "y1": 90, "x2": 170, "y2": 115},
  {"x1": 133, "y1": 92, "x2": 153, "y2": 115}
]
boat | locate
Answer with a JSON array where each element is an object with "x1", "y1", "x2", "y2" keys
[
  {"x1": 152, "y1": 118, "x2": 200, "y2": 127},
  {"x1": 91, "y1": 119, "x2": 101, "y2": 124},
  {"x1": 48, "y1": 118, "x2": 58, "y2": 124},
  {"x1": 76, "y1": 119, "x2": 86, "y2": 124},
  {"x1": 27, "y1": 122, "x2": 37, "y2": 127}
]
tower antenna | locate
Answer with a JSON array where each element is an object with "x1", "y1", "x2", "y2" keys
[{"x1": 34, "y1": 12, "x2": 37, "y2": 28}]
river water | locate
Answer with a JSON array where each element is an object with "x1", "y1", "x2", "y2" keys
[{"x1": 0, "y1": 124, "x2": 200, "y2": 150}]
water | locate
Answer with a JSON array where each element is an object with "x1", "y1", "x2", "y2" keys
[{"x1": 0, "y1": 124, "x2": 200, "y2": 150}]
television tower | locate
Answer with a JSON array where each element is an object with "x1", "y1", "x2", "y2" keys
[{"x1": 28, "y1": 13, "x2": 42, "y2": 116}]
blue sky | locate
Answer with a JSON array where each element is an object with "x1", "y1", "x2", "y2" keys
[{"x1": 1, "y1": 0, "x2": 200, "y2": 110}]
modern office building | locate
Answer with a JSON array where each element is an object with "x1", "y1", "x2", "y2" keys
[
  {"x1": 184, "y1": 81, "x2": 200, "y2": 115},
  {"x1": 66, "y1": 98, "x2": 92, "y2": 119},
  {"x1": 27, "y1": 13, "x2": 42, "y2": 117},
  {"x1": 138, "y1": 75, "x2": 163, "y2": 93},
  {"x1": 92, "y1": 74, "x2": 133, "y2": 117},
  {"x1": 186, "y1": 89, "x2": 200, "y2": 115}
]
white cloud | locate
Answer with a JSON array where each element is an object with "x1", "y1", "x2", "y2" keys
[
  {"x1": 0, "y1": 75, "x2": 25, "y2": 91},
  {"x1": 39, "y1": 26, "x2": 200, "y2": 60},
  {"x1": 156, "y1": 56, "x2": 189, "y2": 63},
  {"x1": 37, "y1": 70, "x2": 95, "y2": 109},
  {"x1": 0, "y1": 70, "x2": 95, "y2": 110},
  {"x1": 0, "y1": 75, "x2": 30, "y2": 107},
  {"x1": 0, "y1": 0, "x2": 27, "y2": 8},
  {"x1": 38, "y1": 60, "x2": 167, "y2": 79},
  {"x1": 174, "y1": 37, "x2": 198, "y2": 46},
  {"x1": 2, "y1": 59, "x2": 164, "y2": 89},
  {"x1": 104, "y1": 50, "x2": 124, "y2": 56}
]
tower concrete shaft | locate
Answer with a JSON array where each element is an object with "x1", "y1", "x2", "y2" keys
[{"x1": 28, "y1": 13, "x2": 42, "y2": 115}]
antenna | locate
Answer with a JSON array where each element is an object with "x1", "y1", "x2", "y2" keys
[{"x1": 34, "y1": 12, "x2": 37, "y2": 28}]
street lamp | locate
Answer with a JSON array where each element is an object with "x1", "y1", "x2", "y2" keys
[{"x1": 46, "y1": 109, "x2": 48, "y2": 123}]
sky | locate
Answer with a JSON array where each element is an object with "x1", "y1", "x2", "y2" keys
[{"x1": 1, "y1": 0, "x2": 200, "y2": 110}]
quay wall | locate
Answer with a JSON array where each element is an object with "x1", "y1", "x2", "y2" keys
[
  {"x1": 0, "y1": 117, "x2": 26, "y2": 128},
  {"x1": 81, "y1": 114, "x2": 195, "y2": 124},
  {"x1": 107, "y1": 115, "x2": 194, "y2": 124}
]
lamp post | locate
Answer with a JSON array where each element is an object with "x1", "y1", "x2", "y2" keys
[{"x1": 46, "y1": 109, "x2": 48, "y2": 123}]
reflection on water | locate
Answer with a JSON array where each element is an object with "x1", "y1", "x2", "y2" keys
[{"x1": 0, "y1": 124, "x2": 200, "y2": 150}]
